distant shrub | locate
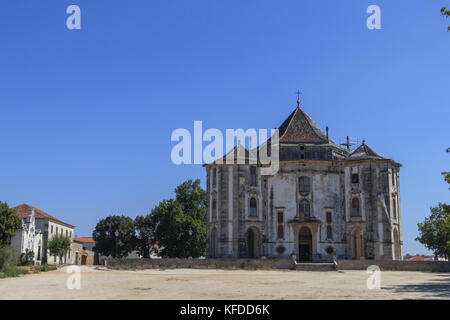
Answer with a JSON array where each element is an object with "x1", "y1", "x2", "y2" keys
[
  {"x1": 0, "y1": 246, "x2": 18, "y2": 271},
  {"x1": 20, "y1": 249, "x2": 35, "y2": 266},
  {"x1": 0, "y1": 264, "x2": 28, "y2": 278},
  {"x1": 37, "y1": 264, "x2": 57, "y2": 272}
]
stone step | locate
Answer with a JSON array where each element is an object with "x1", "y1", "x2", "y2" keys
[{"x1": 293, "y1": 263, "x2": 336, "y2": 271}]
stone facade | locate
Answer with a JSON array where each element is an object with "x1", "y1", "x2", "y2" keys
[
  {"x1": 73, "y1": 237, "x2": 100, "y2": 265},
  {"x1": 10, "y1": 208, "x2": 43, "y2": 264},
  {"x1": 204, "y1": 104, "x2": 403, "y2": 262},
  {"x1": 13, "y1": 204, "x2": 75, "y2": 265}
]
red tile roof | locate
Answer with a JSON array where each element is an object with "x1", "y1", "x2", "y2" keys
[
  {"x1": 74, "y1": 237, "x2": 95, "y2": 243},
  {"x1": 406, "y1": 256, "x2": 433, "y2": 261},
  {"x1": 12, "y1": 204, "x2": 75, "y2": 228}
]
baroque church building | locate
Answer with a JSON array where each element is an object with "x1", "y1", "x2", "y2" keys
[{"x1": 205, "y1": 102, "x2": 403, "y2": 262}]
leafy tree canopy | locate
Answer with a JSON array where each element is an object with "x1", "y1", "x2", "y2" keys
[
  {"x1": 47, "y1": 234, "x2": 71, "y2": 264},
  {"x1": 416, "y1": 203, "x2": 450, "y2": 260},
  {"x1": 93, "y1": 215, "x2": 136, "y2": 258},
  {"x1": 135, "y1": 214, "x2": 155, "y2": 258},
  {"x1": 150, "y1": 179, "x2": 206, "y2": 258},
  {"x1": 0, "y1": 202, "x2": 21, "y2": 245}
]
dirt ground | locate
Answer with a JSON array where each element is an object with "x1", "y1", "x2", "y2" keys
[{"x1": 0, "y1": 266, "x2": 449, "y2": 299}]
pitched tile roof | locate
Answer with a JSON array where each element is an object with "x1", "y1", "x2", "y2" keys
[
  {"x1": 278, "y1": 106, "x2": 329, "y2": 144},
  {"x1": 12, "y1": 204, "x2": 75, "y2": 229},
  {"x1": 349, "y1": 141, "x2": 384, "y2": 160},
  {"x1": 74, "y1": 237, "x2": 95, "y2": 243}
]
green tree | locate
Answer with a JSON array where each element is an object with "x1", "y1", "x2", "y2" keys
[
  {"x1": 135, "y1": 215, "x2": 155, "y2": 258},
  {"x1": 92, "y1": 215, "x2": 136, "y2": 258},
  {"x1": 0, "y1": 202, "x2": 21, "y2": 245},
  {"x1": 416, "y1": 203, "x2": 450, "y2": 260},
  {"x1": 442, "y1": 6, "x2": 450, "y2": 31},
  {"x1": 47, "y1": 234, "x2": 71, "y2": 265},
  {"x1": 151, "y1": 179, "x2": 206, "y2": 258}
]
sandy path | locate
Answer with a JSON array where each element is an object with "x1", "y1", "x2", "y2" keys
[{"x1": 0, "y1": 266, "x2": 449, "y2": 299}]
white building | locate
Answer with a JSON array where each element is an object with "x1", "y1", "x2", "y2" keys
[
  {"x1": 13, "y1": 204, "x2": 75, "y2": 265},
  {"x1": 10, "y1": 208, "x2": 43, "y2": 264}
]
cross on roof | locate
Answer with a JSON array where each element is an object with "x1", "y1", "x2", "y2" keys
[{"x1": 296, "y1": 90, "x2": 302, "y2": 107}]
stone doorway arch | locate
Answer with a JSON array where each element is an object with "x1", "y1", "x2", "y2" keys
[
  {"x1": 351, "y1": 227, "x2": 364, "y2": 260},
  {"x1": 298, "y1": 226, "x2": 312, "y2": 262},
  {"x1": 246, "y1": 227, "x2": 260, "y2": 258}
]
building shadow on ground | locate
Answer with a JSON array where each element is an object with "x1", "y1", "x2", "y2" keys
[{"x1": 383, "y1": 275, "x2": 450, "y2": 299}]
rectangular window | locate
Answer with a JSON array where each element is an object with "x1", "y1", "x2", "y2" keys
[
  {"x1": 326, "y1": 212, "x2": 332, "y2": 224},
  {"x1": 212, "y1": 199, "x2": 217, "y2": 218},
  {"x1": 277, "y1": 212, "x2": 284, "y2": 223},
  {"x1": 327, "y1": 226, "x2": 333, "y2": 240},
  {"x1": 56, "y1": 227, "x2": 58, "y2": 234},
  {"x1": 277, "y1": 210, "x2": 284, "y2": 239},
  {"x1": 212, "y1": 168, "x2": 217, "y2": 188},
  {"x1": 51, "y1": 225, "x2": 54, "y2": 234},
  {"x1": 250, "y1": 166, "x2": 257, "y2": 186},
  {"x1": 249, "y1": 197, "x2": 257, "y2": 217},
  {"x1": 277, "y1": 225, "x2": 284, "y2": 239},
  {"x1": 351, "y1": 173, "x2": 359, "y2": 184},
  {"x1": 392, "y1": 198, "x2": 397, "y2": 219}
]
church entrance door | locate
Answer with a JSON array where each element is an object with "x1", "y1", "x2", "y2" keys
[{"x1": 298, "y1": 227, "x2": 312, "y2": 262}]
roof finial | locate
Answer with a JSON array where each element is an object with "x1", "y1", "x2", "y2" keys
[{"x1": 296, "y1": 90, "x2": 302, "y2": 108}]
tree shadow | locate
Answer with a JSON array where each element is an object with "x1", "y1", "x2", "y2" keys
[{"x1": 383, "y1": 275, "x2": 450, "y2": 299}]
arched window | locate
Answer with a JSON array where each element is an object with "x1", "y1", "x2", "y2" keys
[
  {"x1": 326, "y1": 212, "x2": 332, "y2": 224},
  {"x1": 277, "y1": 225, "x2": 284, "y2": 239},
  {"x1": 212, "y1": 198, "x2": 217, "y2": 218},
  {"x1": 351, "y1": 198, "x2": 360, "y2": 217},
  {"x1": 298, "y1": 176, "x2": 311, "y2": 196},
  {"x1": 299, "y1": 199, "x2": 310, "y2": 219},
  {"x1": 249, "y1": 198, "x2": 257, "y2": 217},
  {"x1": 327, "y1": 226, "x2": 333, "y2": 240}
]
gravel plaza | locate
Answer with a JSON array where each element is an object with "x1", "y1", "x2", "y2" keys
[{"x1": 0, "y1": 266, "x2": 449, "y2": 300}]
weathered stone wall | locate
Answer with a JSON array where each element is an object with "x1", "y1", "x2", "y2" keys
[
  {"x1": 337, "y1": 259, "x2": 450, "y2": 272},
  {"x1": 104, "y1": 258, "x2": 295, "y2": 269},
  {"x1": 206, "y1": 158, "x2": 402, "y2": 262},
  {"x1": 104, "y1": 258, "x2": 450, "y2": 272}
]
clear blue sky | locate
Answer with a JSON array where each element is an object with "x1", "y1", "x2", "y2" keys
[{"x1": 0, "y1": 0, "x2": 448, "y2": 255}]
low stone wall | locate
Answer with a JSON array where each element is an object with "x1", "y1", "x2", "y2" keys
[
  {"x1": 105, "y1": 258, "x2": 296, "y2": 270},
  {"x1": 104, "y1": 258, "x2": 450, "y2": 272},
  {"x1": 337, "y1": 259, "x2": 450, "y2": 272}
]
